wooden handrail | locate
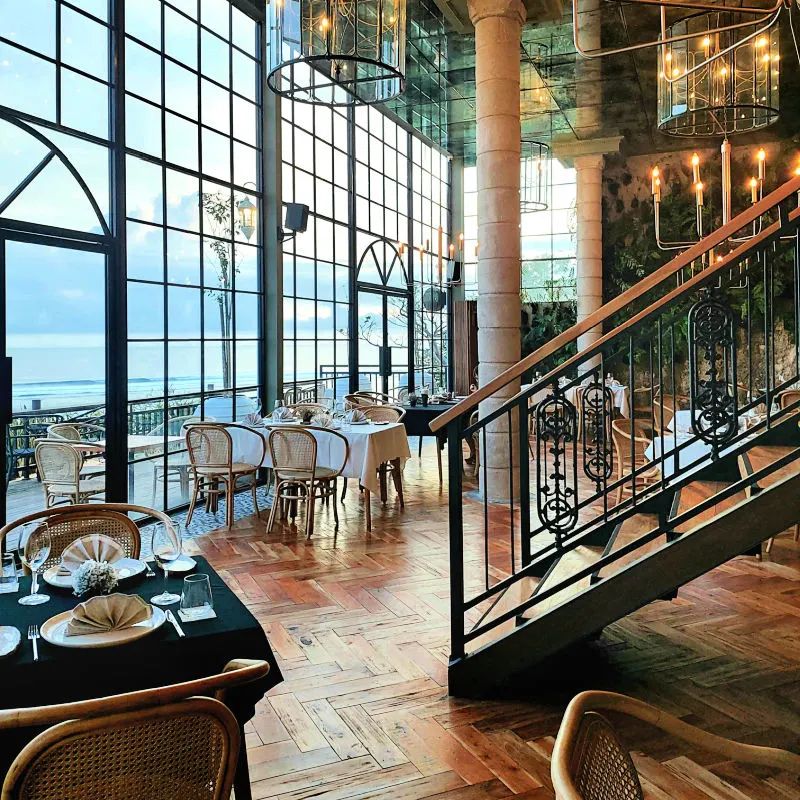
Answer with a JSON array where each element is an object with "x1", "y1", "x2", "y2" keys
[{"x1": 431, "y1": 175, "x2": 800, "y2": 432}]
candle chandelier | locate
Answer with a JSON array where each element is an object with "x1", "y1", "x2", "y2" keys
[
  {"x1": 266, "y1": 0, "x2": 406, "y2": 105},
  {"x1": 658, "y1": 12, "x2": 779, "y2": 137},
  {"x1": 650, "y1": 145, "x2": 773, "y2": 257},
  {"x1": 520, "y1": 141, "x2": 551, "y2": 213}
]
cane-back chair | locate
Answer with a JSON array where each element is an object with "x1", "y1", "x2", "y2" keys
[
  {"x1": 551, "y1": 691, "x2": 800, "y2": 800},
  {"x1": 34, "y1": 441, "x2": 105, "y2": 508},
  {"x1": 0, "y1": 658, "x2": 270, "y2": 800},
  {"x1": 185, "y1": 424, "x2": 264, "y2": 530},
  {"x1": 610, "y1": 419, "x2": 659, "y2": 504}
]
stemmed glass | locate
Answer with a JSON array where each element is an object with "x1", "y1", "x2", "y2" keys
[
  {"x1": 150, "y1": 523, "x2": 182, "y2": 606},
  {"x1": 17, "y1": 522, "x2": 51, "y2": 606}
]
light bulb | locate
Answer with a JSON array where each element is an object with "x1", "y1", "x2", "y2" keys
[{"x1": 756, "y1": 37, "x2": 768, "y2": 47}]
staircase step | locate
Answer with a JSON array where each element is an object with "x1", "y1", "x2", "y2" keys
[
  {"x1": 519, "y1": 545, "x2": 604, "y2": 621},
  {"x1": 466, "y1": 576, "x2": 538, "y2": 654},
  {"x1": 592, "y1": 514, "x2": 664, "y2": 582},
  {"x1": 673, "y1": 480, "x2": 747, "y2": 534},
  {"x1": 739, "y1": 445, "x2": 800, "y2": 492}
]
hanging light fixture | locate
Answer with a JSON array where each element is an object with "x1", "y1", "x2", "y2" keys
[
  {"x1": 236, "y1": 185, "x2": 258, "y2": 241},
  {"x1": 657, "y1": 10, "x2": 779, "y2": 136},
  {"x1": 266, "y1": 0, "x2": 406, "y2": 105},
  {"x1": 520, "y1": 140, "x2": 551, "y2": 213}
]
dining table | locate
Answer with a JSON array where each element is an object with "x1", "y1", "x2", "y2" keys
[
  {"x1": 399, "y1": 403, "x2": 453, "y2": 484},
  {"x1": 0, "y1": 557, "x2": 281, "y2": 800},
  {"x1": 228, "y1": 420, "x2": 412, "y2": 530},
  {"x1": 521, "y1": 380, "x2": 631, "y2": 417}
]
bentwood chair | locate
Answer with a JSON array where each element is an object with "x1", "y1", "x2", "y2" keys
[
  {"x1": 46, "y1": 422, "x2": 105, "y2": 442},
  {"x1": 185, "y1": 423, "x2": 265, "y2": 530},
  {"x1": 34, "y1": 440, "x2": 106, "y2": 507},
  {"x1": 778, "y1": 388, "x2": 800, "y2": 411},
  {"x1": 551, "y1": 691, "x2": 800, "y2": 800},
  {"x1": 146, "y1": 414, "x2": 209, "y2": 504},
  {"x1": 0, "y1": 658, "x2": 270, "y2": 800},
  {"x1": 343, "y1": 393, "x2": 370, "y2": 410},
  {"x1": 0, "y1": 503, "x2": 177, "y2": 572},
  {"x1": 267, "y1": 427, "x2": 348, "y2": 537},
  {"x1": 610, "y1": 419, "x2": 660, "y2": 504},
  {"x1": 354, "y1": 390, "x2": 393, "y2": 405},
  {"x1": 358, "y1": 405, "x2": 409, "y2": 499}
]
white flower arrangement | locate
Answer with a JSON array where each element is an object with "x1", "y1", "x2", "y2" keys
[{"x1": 71, "y1": 559, "x2": 119, "y2": 597}]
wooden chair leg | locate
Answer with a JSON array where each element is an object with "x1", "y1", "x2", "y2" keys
[
  {"x1": 364, "y1": 487, "x2": 372, "y2": 531},
  {"x1": 251, "y1": 474, "x2": 260, "y2": 518},
  {"x1": 305, "y1": 488, "x2": 315, "y2": 538},
  {"x1": 226, "y1": 474, "x2": 234, "y2": 530},
  {"x1": 186, "y1": 474, "x2": 199, "y2": 526},
  {"x1": 794, "y1": 523, "x2": 799, "y2": 541},
  {"x1": 436, "y1": 445, "x2": 442, "y2": 486},
  {"x1": 332, "y1": 480, "x2": 339, "y2": 528},
  {"x1": 340, "y1": 478, "x2": 347, "y2": 503},
  {"x1": 379, "y1": 464, "x2": 388, "y2": 504},
  {"x1": 391, "y1": 459, "x2": 405, "y2": 508},
  {"x1": 267, "y1": 482, "x2": 281, "y2": 533},
  {"x1": 418, "y1": 435, "x2": 423, "y2": 457}
]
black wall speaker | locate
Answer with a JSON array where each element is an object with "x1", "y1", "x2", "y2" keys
[
  {"x1": 284, "y1": 203, "x2": 309, "y2": 233},
  {"x1": 446, "y1": 259, "x2": 462, "y2": 284}
]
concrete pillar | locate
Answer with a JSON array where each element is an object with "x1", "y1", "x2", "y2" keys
[
  {"x1": 574, "y1": 153, "x2": 605, "y2": 357},
  {"x1": 468, "y1": 0, "x2": 525, "y2": 503}
]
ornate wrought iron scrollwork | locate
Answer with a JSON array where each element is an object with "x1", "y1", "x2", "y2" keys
[
  {"x1": 689, "y1": 290, "x2": 738, "y2": 449},
  {"x1": 581, "y1": 380, "x2": 614, "y2": 490},
  {"x1": 535, "y1": 391, "x2": 579, "y2": 542}
]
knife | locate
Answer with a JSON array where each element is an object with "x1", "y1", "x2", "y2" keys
[{"x1": 166, "y1": 610, "x2": 185, "y2": 638}]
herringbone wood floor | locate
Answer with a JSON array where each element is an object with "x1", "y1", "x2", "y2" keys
[{"x1": 188, "y1": 442, "x2": 800, "y2": 799}]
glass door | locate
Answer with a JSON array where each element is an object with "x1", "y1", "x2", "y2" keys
[
  {"x1": 0, "y1": 237, "x2": 107, "y2": 527},
  {"x1": 356, "y1": 289, "x2": 410, "y2": 397}
]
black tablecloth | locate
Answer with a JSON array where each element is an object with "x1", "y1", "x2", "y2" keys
[
  {"x1": 401, "y1": 403, "x2": 454, "y2": 438},
  {"x1": 0, "y1": 557, "x2": 281, "y2": 773}
]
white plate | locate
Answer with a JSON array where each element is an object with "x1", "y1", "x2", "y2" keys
[
  {"x1": 0, "y1": 626, "x2": 21, "y2": 658},
  {"x1": 372, "y1": 421, "x2": 391, "y2": 425},
  {"x1": 349, "y1": 419, "x2": 369, "y2": 425},
  {"x1": 163, "y1": 554, "x2": 196, "y2": 574},
  {"x1": 43, "y1": 558, "x2": 148, "y2": 589},
  {"x1": 40, "y1": 605, "x2": 166, "y2": 649}
]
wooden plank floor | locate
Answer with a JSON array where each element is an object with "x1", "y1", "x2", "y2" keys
[{"x1": 187, "y1": 442, "x2": 800, "y2": 800}]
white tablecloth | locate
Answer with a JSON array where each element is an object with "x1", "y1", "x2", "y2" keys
[
  {"x1": 521, "y1": 382, "x2": 630, "y2": 417},
  {"x1": 228, "y1": 422, "x2": 411, "y2": 495},
  {"x1": 646, "y1": 425, "x2": 754, "y2": 479}
]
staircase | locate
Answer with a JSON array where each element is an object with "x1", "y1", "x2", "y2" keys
[{"x1": 432, "y1": 175, "x2": 800, "y2": 696}]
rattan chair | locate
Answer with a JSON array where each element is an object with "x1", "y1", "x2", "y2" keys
[
  {"x1": 0, "y1": 658, "x2": 270, "y2": 800},
  {"x1": 146, "y1": 414, "x2": 208, "y2": 504},
  {"x1": 354, "y1": 390, "x2": 393, "y2": 405},
  {"x1": 465, "y1": 410, "x2": 480, "y2": 478},
  {"x1": 551, "y1": 690, "x2": 800, "y2": 800},
  {"x1": 0, "y1": 503, "x2": 177, "y2": 573},
  {"x1": 778, "y1": 388, "x2": 800, "y2": 411},
  {"x1": 343, "y1": 393, "x2": 370, "y2": 410},
  {"x1": 610, "y1": 418, "x2": 660, "y2": 504},
  {"x1": 287, "y1": 403, "x2": 329, "y2": 420},
  {"x1": 46, "y1": 422, "x2": 105, "y2": 442},
  {"x1": 34, "y1": 440, "x2": 105, "y2": 507},
  {"x1": 185, "y1": 423, "x2": 265, "y2": 530},
  {"x1": 267, "y1": 426, "x2": 348, "y2": 537},
  {"x1": 358, "y1": 405, "x2": 408, "y2": 499}
]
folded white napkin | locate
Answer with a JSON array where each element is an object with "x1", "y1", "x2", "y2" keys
[
  {"x1": 65, "y1": 593, "x2": 152, "y2": 637},
  {"x1": 345, "y1": 409, "x2": 367, "y2": 423},
  {"x1": 272, "y1": 406, "x2": 294, "y2": 421},
  {"x1": 57, "y1": 535, "x2": 125, "y2": 577},
  {"x1": 243, "y1": 412, "x2": 263, "y2": 426},
  {"x1": 311, "y1": 412, "x2": 334, "y2": 428}
]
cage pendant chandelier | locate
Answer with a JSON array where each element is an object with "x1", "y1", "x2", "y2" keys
[
  {"x1": 520, "y1": 140, "x2": 551, "y2": 213},
  {"x1": 658, "y1": 10, "x2": 779, "y2": 136},
  {"x1": 267, "y1": 0, "x2": 406, "y2": 105}
]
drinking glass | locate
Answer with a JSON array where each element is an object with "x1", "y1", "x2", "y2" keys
[
  {"x1": 0, "y1": 553, "x2": 19, "y2": 595},
  {"x1": 17, "y1": 523, "x2": 51, "y2": 606},
  {"x1": 150, "y1": 523, "x2": 182, "y2": 606},
  {"x1": 180, "y1": 574, "x2": 214, "y2": 620}
]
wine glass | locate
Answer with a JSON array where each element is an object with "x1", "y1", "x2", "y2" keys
[
  {"x1": 17, "y1": 522, "x2": 51, "y2": 606},
  {"x1": 150, "y1": 523, "x2": 182, "y2": 606}
]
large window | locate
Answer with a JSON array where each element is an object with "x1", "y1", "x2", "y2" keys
[
  {"x1": 463, "y1": 160, "x2": 577, "y2": 302},
  {"x1": 280, "y1": 75, "x2": 351, "y2": 404},
  {"x1": 281, "y1": 79, "x2": 452, "y2": 402},
  {"x1": 125, "y1": 0, "x2": 263, "y2": 510}
]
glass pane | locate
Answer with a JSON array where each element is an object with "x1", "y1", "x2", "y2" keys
[
  {"x1": 126, "y1": 155, "x2": 163, "y2": 224},
  {"x1": 60, "y1": 70, "x2": 109, "y2": 138},
  {"x1": 127, "y1": 222, "x2": 164, "y2": 282},
  {"x1": 126, "y1": 39, "x2": 162, "y2": 102},
  {"x1": 0, "y1": 0, "x2": 55, "y2": 56},
  {"x1": 201, "y1": 29, "x2": 229, "y2": 86},
  {"x1": 168, "y1": 285, "x2": 202, "y2": 339},
  {"x1": 167, "y1": 229, "x2": 200, "y2": 285},
  {"x1": 165, "y1": 60, "x2": 198, "y2": 120},
  {"x1": 0, "y1": 44, "x2": 56, "y2": 121},
  {"x1": 126, "y1": 95, "x2": 162, "y2": 157},
  {"x1": 125, "y1": 0, "x2": 162, "y2": 48},
  {"x1": 61, "y1": 6, "x2": 108, "y2": 80},
  {"x1": 128, "y1": 282, "x2": 164, "y2": 339},
  {"x1": 235, "y1": 292, "x2": 259, "y2": 338},
  {"x1": 128, "y1": 342, "x2": 164, "y2": 401},
  {"x1": 165, "y1": 112, "x2": 198, "y2": 171},
  {"x1": 165, "y1": 6, "x2": 197, "y2": 69},
  {"x1": 166, "y1": 168, "x2": 200, "y2": 231},
  {"x1": 168, "y1": 341, "x2": 201, "y2": 395}
]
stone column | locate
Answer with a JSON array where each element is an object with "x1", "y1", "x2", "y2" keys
[
  {"x1": 574, "y1": 153, "x2": 605, "y2": 356},
  {"x1": 468, "y1": 0, "x2": 525, "y2": 502}
]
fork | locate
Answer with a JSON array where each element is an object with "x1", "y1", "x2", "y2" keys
[{"x1": 28, "y1": 624, "x2": 40, "y2": 662}]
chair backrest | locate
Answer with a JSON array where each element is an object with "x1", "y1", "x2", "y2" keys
[
  {"x1": 268, "y1": 428, "x2": 317, "y2": 480},
  {"x1": 147, "y1": 414, "x2": 207, "y2": 437},
  {"x1": 344, "y1": 394, "x2": 369, "y2": 409},
  {"x1": 0, "y1": 658, "x2": 270, "y2": 800},
  {"x1": 396, "y1": 387, "x2": 409, "y2": 403},
  {"x1": 46, "y1": 424, "x2": 81, "y2": 441},
  {"x1": 559, "y1": 711, "x2": 644, "y2": 800},
  {"x1": 186, "y1": 424, "x2": 233, "y2": 470},
  {"x1": 355, "y1": 391, "x2": 392, "y2": 405},
  {"x1": 288, "y1": 403, "x2": 328, "y2": 419},
  {"x1": 611, "y1": 418, "x2": 652, "y2": 470},
  {"x1": 3, "y1": 698, "x2": 239, "y2": 800},
  {"x1": 779, "y1": 388, "x2": 800, "y2": 410},
  {"x1": 35, "y1": 440, "x2": 81, "y2": 489},
  {"x1": 360, "y1": 405, "x2": 405, "y2": 423},
  {"x1": 0, "y1": 505, "x2": 142, "y2": 571}
]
